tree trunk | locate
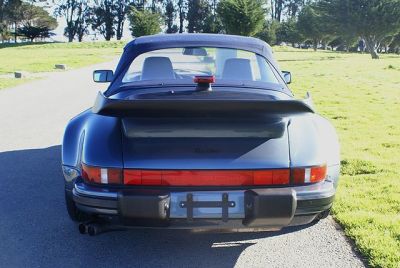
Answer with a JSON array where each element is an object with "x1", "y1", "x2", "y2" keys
[
  {"x1": 322, "y1": 41, "x2": 327, "y2": 50},
  {"x1": 370, "y1": 49, "x2": 379, "y2": 59},
  {"x1": 364, "y1": 37, "x2": 379, "y2": 59},
  {"x1": 116, "y1": 20, "x2": 124, "y2": 40},
  {"x1": 270, "y1": 0, "x2": 274, "y2": 20},
  {"x1": 68, "y1": 35, "x2": 74, "y2": 42},
  {"x1": 179, "y1": 14, "x2": 184, "y2": 33},
  {"x1": 14, "y1": 22, "x2": 17, "y2": 43},
  {"x1": 313, "y1": 39, "x2": 318, "y2": 51}
]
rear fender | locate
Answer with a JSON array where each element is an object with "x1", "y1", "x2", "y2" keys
[
  {"x1": 62, "y1": 111, "x2": 124, "y2": 186},
  {"x1": 62, "y1": 110, "x2": 90, "y2": 168},
  {"x1": 288, "y1": 114, "x2": 340, "y2": 186},
  {"x1": 81, "y1": 115, "x2": 123, "y2": 168}
]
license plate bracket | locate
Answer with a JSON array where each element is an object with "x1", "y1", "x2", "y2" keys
[{"x1": 180, "y1": 193, "x2": 235, "y2": 222}]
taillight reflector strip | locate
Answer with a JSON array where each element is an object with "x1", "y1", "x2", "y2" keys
[
  {"x1": 81, "y1": 164, "x2": 326, "y2": 186},
  {"x1": 123, "y1": 169, "x2": 290, "y2": 186}
]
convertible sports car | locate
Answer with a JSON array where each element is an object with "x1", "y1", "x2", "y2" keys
[{"x1": 62, "y1": 34, "x2": 340, "y2": 235}]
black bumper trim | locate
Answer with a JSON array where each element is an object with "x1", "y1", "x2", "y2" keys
[
  {"x1": 73, "y1": 192, "x2": 118, "y2": 209},
  {"x1": 71, "y1": 185, "x2": 334, "y2": 228},
  {"x1": 296, "y1": 196, "x2": 334, "y2": 215}
]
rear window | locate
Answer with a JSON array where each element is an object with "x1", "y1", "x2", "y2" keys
[{"x1": 122, "y1": 47, "x2": 282, "y2": 86}]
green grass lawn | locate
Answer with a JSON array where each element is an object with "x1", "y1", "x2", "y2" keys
[
  {"x1": 274, "y1": 47, "x2": 400, "y2": 268},
  {"x1": 0, "y1": 41, "x2": 126, "y2": 89}
]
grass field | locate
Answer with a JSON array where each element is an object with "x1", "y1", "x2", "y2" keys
[
  {"x1": 275, "y1": 47, "x2": 400, "y2": 268},
  {"x1": 0, "y1": 41, "x2": 399, "y2": 267},
  {"x1": 0, "y1": 41, "x2": 126, "y2": 89}
]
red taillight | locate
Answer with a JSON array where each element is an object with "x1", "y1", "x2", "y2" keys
[
  {"x1": 81, "y1": 164, "x2": 101, "y2": 183},
  {"x1": 193, "y1": 75, "x2": 215, "y2": 84},
  {"x1": 161, "y1": 170, "x2": 254, "y2": 186},
  {"x1": 81, "y1": 164, "x2": 122, "y2": 184},
  {"x1": 123, "y1": 169, "x2": 290, "y2": 186},
  {"x1": 310, "y1": 165, "x2": 327, "y2": 183},
  {"x1": 292, "y1": 165, "x2": 327, "y2": 184},
  {"x1": 252, "y1": 170, "x2": 290, "y2": 185},
  {"x1": 81, "y1": 164, "x2": 326, "y2": 186}
]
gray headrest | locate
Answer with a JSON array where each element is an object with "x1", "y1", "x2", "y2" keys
[
  {"x1": 141, "y1": 56, "x2": 175, "y2": 80},
  {"x1": 222, "y1": 58, "x2": 253, "y2": 81}
]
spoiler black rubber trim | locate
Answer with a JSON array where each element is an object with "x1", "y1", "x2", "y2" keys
[{"x1": 92, "y1": 92, "x2": 314, "y2": 117}]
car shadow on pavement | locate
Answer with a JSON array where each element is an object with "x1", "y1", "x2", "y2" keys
[{"x1": 0, "y1": 145, "x2": 316, "y2": 268}]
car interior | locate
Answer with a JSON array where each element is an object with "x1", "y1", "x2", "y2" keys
[
  {"x1": 120, "y1": 47, "x2": 282, "y2": 85},
  {"x1": 138, "y1": 56, "x2": 254, "y2": 81}
]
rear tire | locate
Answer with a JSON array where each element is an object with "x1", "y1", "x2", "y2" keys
[{"x1": 65, "y1": 191, "x2": 90, "y2": 222}]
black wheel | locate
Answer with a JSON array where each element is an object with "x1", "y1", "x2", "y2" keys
[{"x1": 65, "y1": 191, "x2": 90, "y2": 222}]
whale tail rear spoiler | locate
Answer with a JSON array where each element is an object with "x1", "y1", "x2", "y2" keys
[{"x1": 92, "y1": 92, "x2": 315, "y2": 117}]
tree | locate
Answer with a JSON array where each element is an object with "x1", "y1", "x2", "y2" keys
[
  {"x1": 18, "y1": 25, "x2": 53, "y2": 41},
  {"x1": 388, "y1": 32, "x2": 400, "y2": 54},
  {"x1": 176, "y1": 0, "x2": 186, "y2": 33},
  {"x1": 75, "y1": 3, "x2": 91, "y2": 42},
  {"x1": 285, "y1": 0, "x2": 304, "y2": 18},
  {"x1": 115, "y1": 0, "x2": 131, "y2": 40},
  {"x1": 3, "y1": 0, "x2": 23, "y2": 42},
  {"x1": 54, "y1": 1, "x2": 74, "y2": 41},
  {"x1": 0, "y1": 0, "x2": 6, "y2": 41},
  {"x1": 128, "y1": 7, "x2": 161, "y2": 37},
  {"x1": 164, "y1": 0, "x2": 178, "y2": 33},
  {"x1": 203, "y1": 0, "x2": 222, "y2": 33},
  {"x1": 276, "y1": 18, "x2": 302, "y2": 46},
  {"x1": 270, "y1": 0, "x2": 284, "y2": 22},
  {"x1": 257, "y1": 19, "x2": 279, "y2": 45},
  {"x1": 54, "y1": 0, "x2": 89, "y2": 42},
  {"x1": 17, "y1": 3, "x2": 57, "y2": 42},
  {"x1": 318, "y1": 0, "x2": 400, "y2": 59},
  {"x1": 91, "y1": 0, "x2": 117, "y2": 41},
  {"x1": 297, "y1": 4, "x2": 327, "y2": 50},
  {"x1": 0, "y1": 0, "x2": 4, "y2": 22},
  {"x1": 217, "y1": 0, "x2": 265, "y2": 36},
  {"x1": 186, "y1": 0, "x2": 210, "y2": 33},
  {"x1": 202, "y1": 13, "x2": 222, "y2": 33}
]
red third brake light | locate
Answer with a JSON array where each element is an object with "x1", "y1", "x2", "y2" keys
[{"x1": 193, "y1": 75, "x2": 216, "y2": 84}]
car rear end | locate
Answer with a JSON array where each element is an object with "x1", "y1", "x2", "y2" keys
[{"x1": 64, "y1": 96, "x2": 339, "y2": 231}]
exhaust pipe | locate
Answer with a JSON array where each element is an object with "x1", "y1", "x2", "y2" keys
[
  {"x1": 87, "y1": 223, "x2": 107, "y2": 236},
  {"x1": 78, "y1": 222, "x2": 110, "y2": 236},
  {"x1": 78, "y1": 220, "x2": 125, "y2": 236},
  {"x1": 78, "y1": 223, "x2": 88, "y2": 234}
]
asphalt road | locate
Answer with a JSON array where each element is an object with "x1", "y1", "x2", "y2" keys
[{"x1": 0, "y1": 62, "x2": 365, "y2": 268}]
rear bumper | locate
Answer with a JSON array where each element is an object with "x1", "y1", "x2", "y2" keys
[{"x1": 71, "y1": 180, "x2": 335, "y2": 229}]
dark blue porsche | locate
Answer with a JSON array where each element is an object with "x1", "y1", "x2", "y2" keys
[{"x1": 62, "y1": 34, "x2": 340, "y2": 235}]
